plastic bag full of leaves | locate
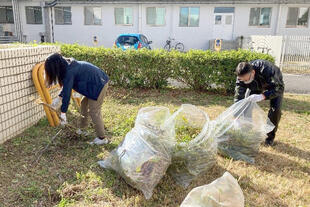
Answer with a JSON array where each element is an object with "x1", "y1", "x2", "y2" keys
[
  {"x1": 213, "y1": 98, "x2": 274, "y2": 164},
  {"x1": 165, "y1": 104, "x2": 217, "y2": 188},
  {"x1": 99, "y1": 106, "x2": 174, "y2": 199},
  {"x1": 180, "y1": 172, "x2": 244, "y2": 207}
]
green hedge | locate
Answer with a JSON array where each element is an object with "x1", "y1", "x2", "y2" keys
[{"x1": 60, "y1": 44, "x2": 274, "y2": 92}]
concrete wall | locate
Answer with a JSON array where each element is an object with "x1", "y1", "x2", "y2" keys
[
  {"x1": 2, "y1": 1, "x2": 310, "y2": 48},
  {"x1": 50, "y1": 2, "x2": 310, "y2": 50},
  {"x1": 140, "y1": 4, "x2": 173, "y2": 49},
  {"x1": 277, "y1": 4, "x2": 310, "y2": 36},
  {"x1": 53, "y1": 4, "x2": 140, "y2": 46},
  {"x1": 52, "y1": 3, "x2": 218, "y2": 50},
  {"x1": 0, "y1": 45, "x2": 60, "y2": 144},
  {"x1": 18, "y1": 1, "x2": 46, "y2": 42},
  {"x1": 233, "y1": 4, "x2": 278, "y2": 38}
]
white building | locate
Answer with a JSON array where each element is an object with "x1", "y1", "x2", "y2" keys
[{"x1": 1, "y1": 0, "x2": 310, "y2": 50}]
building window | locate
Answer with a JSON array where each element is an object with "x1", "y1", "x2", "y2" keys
[
  {"x1": 215, "y1": 15, "x2": 222, "y2": 24},
  {"x1": 55, "y1": 7, "x2": 72, "y2": 25},
  {"x1": 225, "y1": 15, "x2": 233, "y2": 25},
  {"x1": 146, "y1": 7, "x2": 165, "y2": 26},
  {"x1": 286, "y1": 7, "x2": 309, "y2": 27},
  {"x1": 214, "y1": 14, "x2": 233, "y2": 25},
  {"x1": 115, "y1": 8, "x2": 133, "y2": 25},
  {"x1": 179, "y1": 7, "x2": 200, "y2": 27},
  {"x1": 249, "y1": 7, "x2": 271, "y2": 27},
  {"x1": 26, "y1": 6, "x2": 43, "y2": 24},
  {"x1": 0, "y1": 6, "x2": 14, "y2": 24},
  {"x1": 84, "y1": 7, "x2": 102, "y2": 25}
]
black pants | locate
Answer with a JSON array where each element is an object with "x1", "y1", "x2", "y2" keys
[
  {"x1": 267, "y1": 95, "x2": 283, "y2": 141},
  {"x1": 238, "y1": 93, "x2": 283, "y2": 141}
]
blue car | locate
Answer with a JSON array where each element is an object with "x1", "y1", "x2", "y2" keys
[{"x1": 114, "y1": 34, "x2": 152, "y2": 50}]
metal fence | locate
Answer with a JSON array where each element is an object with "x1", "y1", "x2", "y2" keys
[
  {"x1": 210, "y1": 35, "x2": 310, "y2": 73},
  {"x1": 0, "y1": 36, "x2": 19, "y2": 44},
  {"x1": 280, "y1": 36, "x2": 310, "y2": 73}
]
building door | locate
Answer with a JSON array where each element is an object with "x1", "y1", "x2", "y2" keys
[{"x1": 213, "y1": 7, "x2": 235, "y2": 40}]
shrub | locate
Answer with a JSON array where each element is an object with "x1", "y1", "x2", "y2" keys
[
  {"x1": 60, "y1": 44, "x2": 274, "y2": 92},
  {"x1": 170, "y1": 49, "x2": 274, "y2": 93}
]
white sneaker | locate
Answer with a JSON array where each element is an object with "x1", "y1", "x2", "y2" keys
[
  {"x1": 89, "y1": 137, "x2": 109, "y2": 145},
  {"x1": 76, "y1": 129, "x2": 89, "y2": 136}
]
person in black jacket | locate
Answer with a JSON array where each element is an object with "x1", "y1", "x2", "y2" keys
[
  {"x1": 45, "y1": 53, "x2": 110, "y2": 145},
  {"x1": 234, "y1": 59, "x2": 285, "y2": 146}
]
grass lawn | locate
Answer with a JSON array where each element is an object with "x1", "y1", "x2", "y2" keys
[{"x1": 0, "y1": 87, "x2": 309, "y2": 207}]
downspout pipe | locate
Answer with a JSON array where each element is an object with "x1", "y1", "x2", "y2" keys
[
  {"x1": 44, "y1": 0, "x2": 58, "y2": 43},
  {"x1": 11, "y1": 0, "x2": 22, "y2": 42}
]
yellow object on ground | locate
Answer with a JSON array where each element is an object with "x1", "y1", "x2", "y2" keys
[{"x1": 32, "y1": 62, "x2": 81, "y2": 127}]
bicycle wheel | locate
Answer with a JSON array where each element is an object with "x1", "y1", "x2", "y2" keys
[
  {"x1": 175, "y1": 43, "x2": 184, "y2": 52},
  {"x1": 164, "y1": 44, "x2": 171, "y2": 51}
]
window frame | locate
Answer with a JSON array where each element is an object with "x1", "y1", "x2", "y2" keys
[
  {"x1": 225, "y1": 14, "x2": 233, "y2": 25},
  {"x1": 286, "y1": 7, "x2": 309, "y2": 28},
  {"x1": 114, "y1": 7, "x2": 133, "y2": 26},
  {"x1": 84, "y1": 7, "x2": 102, "y2": 25},
  {"x1": 214, "y1": 15, "x2": 222, "y2": 25},
  {"x1": 54, "y1": 7, "x2": 72, "y2": 25},
  {"x1": 25, "y1": 6, "x2": 43, "y2": 25},
  {"x1": 179, "y1": 7, "x2": 200, "y2": 27},
  {"x1": 248, "y1": 7, "x2": 272, "y2": 28},
  {"x1": 0, "y1": 6, "x2": 14, "y2": 24},
  {"x1": 146, "y1": 7, "x2": 166, "y2": 27}
]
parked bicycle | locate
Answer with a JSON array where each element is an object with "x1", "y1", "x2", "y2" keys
[{"x1": 164, "y1": 37, "x2": 184, "y2": 52}]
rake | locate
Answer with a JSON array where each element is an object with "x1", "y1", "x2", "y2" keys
[{"x1": 30, "y1": 97, "x2": 84, "y2": 164}]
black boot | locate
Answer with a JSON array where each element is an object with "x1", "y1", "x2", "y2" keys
[
  {"x1": 265, "y1": 96, "x2": 283, "y2": 147},
  {"x1": 265, "y1": 137, "x2": 274, "y2": 146}
]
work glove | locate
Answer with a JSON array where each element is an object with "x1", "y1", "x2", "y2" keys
[
  {"x1": 247, "y1": 94, "x2": 265, "y2": 103},
  {"x1": 60, "y1": 112, "x2": 67, "y2": 126},
  {"x1": 72, "y1": 92, "x2": 83, "y2": 99},
  {"x1": 51, "y1": 96, "x2": 62, "y2": 110}
]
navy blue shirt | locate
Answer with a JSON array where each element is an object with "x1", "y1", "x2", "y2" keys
[{"x1": 59, "y1": 60, "x2": 109, "y2": 113}]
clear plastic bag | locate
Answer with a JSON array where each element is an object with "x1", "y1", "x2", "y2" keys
[
  {"x1": 180, "y1": 172, "x2": 244, "y2": 207},
  {"x1": 100, "y1": 106, "x2": 174, "y2": 199},
  {"x1": 214, "y1": 98, "x2": 274, "y2": 164},
  {"x1": 165, "y1": 104, "x2": 217, "y2": 188}
]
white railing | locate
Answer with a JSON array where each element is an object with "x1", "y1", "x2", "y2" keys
[
  {"x1": 0, "y1": 36, "x2": 19, "y2": 44},
  {"x1": 280, "y1": 36, "x2": 310, "y2": 72}
]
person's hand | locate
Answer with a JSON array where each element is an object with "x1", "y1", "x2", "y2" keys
[
  {"x1": 60, "y1": 112, "x2": 67, "y2": 126},
  {"x1": 72, "y1": 92, "x2": 82, "y2": 98},
  {"x1": 247, "y1": 94, "x2": 265, "y2": 103},
  {"x1": 51, "y1": 96, "x2": 62, "y2": 109}
]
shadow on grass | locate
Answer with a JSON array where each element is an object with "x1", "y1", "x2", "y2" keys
[
  {"x1": 282, "y1": 96, "x2": 310, "y2": 113},
  {"x1": 254, "y1": 150, "x2": 310, "y2": 178},
  {"x1": 258, "y1": 96, "x2": 310, "y2": 114},
  {"x1": 108, "y1": 87, "x2": 233, "y2": 108},
  {"x1": 112, "y1": 164, "x2": 227, "y2": 207},
  {"x1": 56, "y1": 162, "x2": 228, "y2": 206},
  {"x1": 273, "y1": 142, "x2": 310, "y2": 161},
  {"x1": 109, "y1": 87, "x2": 310, "y2": 115},
  {"x1": 238, "y1": 176, "x2": 289, "y2": 207},
  {"x1": 0, "y1": 119, "x2": 104, "y2": 207}
]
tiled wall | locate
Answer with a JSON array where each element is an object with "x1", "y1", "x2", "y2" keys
[{"x1": 0, "y1": 45, "x2": 60, "y2": 144}]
